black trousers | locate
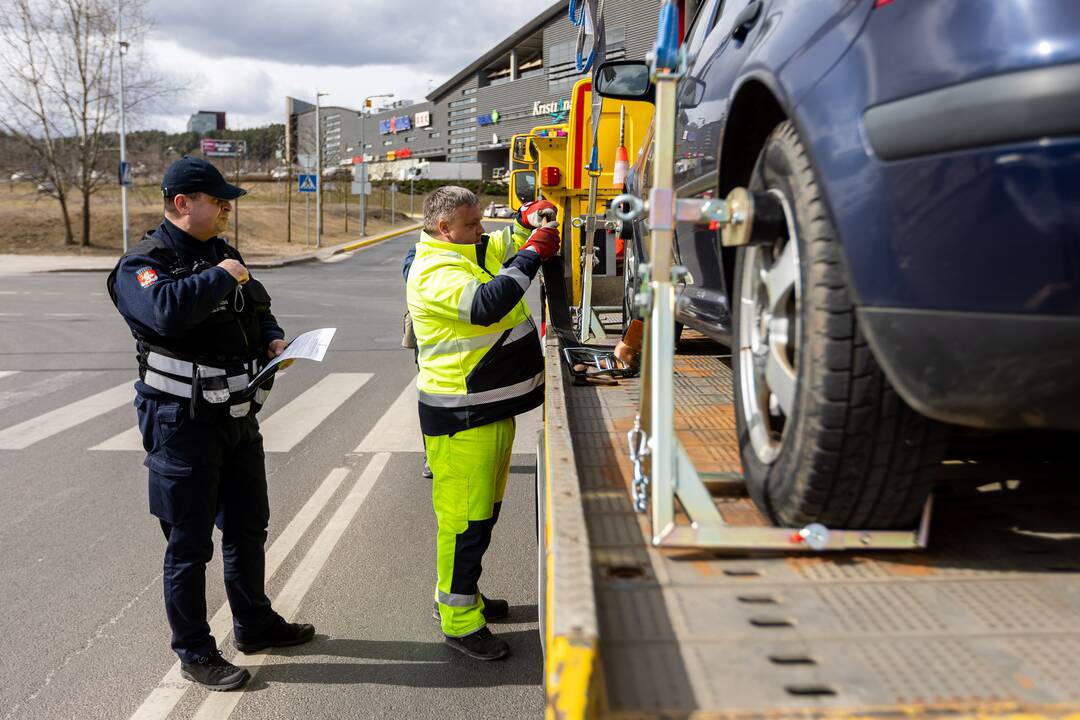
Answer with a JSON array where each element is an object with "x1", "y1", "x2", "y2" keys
[{"x1": 136, "y1": 394, "x2": 278, "y2": 663}]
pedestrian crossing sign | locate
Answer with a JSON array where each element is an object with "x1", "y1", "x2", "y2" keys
[{"x1": 298, "y1": 174, "x2": 317, "y2": 193}]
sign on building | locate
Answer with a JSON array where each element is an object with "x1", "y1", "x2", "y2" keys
[
  {"x1": 201, "y1": 139, "x2": 247, "y2": 157},
  {"x1": 477, "y1": 110, "x2": 501, "y2": 127},
  {"x1": 531, "y1": 99, "x2": 571, "y2": 117},
  {"x1": 379, "y1": 115, "x2": 414, "y2": 135},
  {"x1": 414, "y1": 111, "x2": 431, "y2": 128}
]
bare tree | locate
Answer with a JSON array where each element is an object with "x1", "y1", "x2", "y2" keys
[{"x1": 0, "y1": 0, "x2": 166, "y2": 246}]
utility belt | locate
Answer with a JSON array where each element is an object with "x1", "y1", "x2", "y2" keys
[{"x1": 138, "y1": 348, "x2": 274, "y2": 421}]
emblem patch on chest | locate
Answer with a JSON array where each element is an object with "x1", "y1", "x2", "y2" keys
[{"x1": 136, "y1": 267, "x2": 159, "y2": 288}]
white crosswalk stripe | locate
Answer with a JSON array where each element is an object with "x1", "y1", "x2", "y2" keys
[
  {"x1": 0, "y1": 370, "x2": 19, "y2": 380},
  {"x1": 260, "y1": 373, "x2": 372, "y2": 452},
  {"x1": 93, "y1": 372, "x2": 374, "y2": 453},
  {"x1": 0, "y1": 382, "x2": 132, "y2": 450}
]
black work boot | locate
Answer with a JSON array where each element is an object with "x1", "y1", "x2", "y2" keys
[
  {"x1": 444, "y1": 626, "x2": 510, "y2": 661},
  {"x1": 433, "y1": 594, "x2": 510, "y2": 621},
  {"x1": 234, "y1": 618, "x2": 315, "y2": 654},
  {"x1": 180, "y1": 650, "x2": 250, "y2": 691}
]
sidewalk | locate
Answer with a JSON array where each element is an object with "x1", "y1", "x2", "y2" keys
[{"x1": 0, "y1": 223, "x2": 422, "y2": 274}]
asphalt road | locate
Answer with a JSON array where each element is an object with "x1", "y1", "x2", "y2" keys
[{"x1": 0, "y1": 229, "x2": 545, "y2": 720}]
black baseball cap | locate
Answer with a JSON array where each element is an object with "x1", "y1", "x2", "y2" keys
[{"x1": 161, "y1": 156, "x2": 246, "y2": 200}]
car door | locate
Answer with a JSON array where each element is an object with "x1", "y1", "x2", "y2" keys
[{"x1": 672, "y1": 0, "x2": 771, "y2": 341}]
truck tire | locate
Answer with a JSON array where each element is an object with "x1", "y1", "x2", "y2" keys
[{"x1": 732, "y1": 121, "x2": 943, "y2": 529}]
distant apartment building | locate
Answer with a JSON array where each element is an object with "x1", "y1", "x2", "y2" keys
[{"x1": 187, "y1": 111, "x2": 227, "y2": 134}]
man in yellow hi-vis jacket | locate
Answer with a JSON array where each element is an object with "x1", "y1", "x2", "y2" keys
[{"x1": 406, "y1": 186, "x2": 558, "y2": 660}]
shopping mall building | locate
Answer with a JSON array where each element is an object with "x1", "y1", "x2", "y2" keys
[{"x1": 288, "y1": 0, "x2": 670, "y2": 180}]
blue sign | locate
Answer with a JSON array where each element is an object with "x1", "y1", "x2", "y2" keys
[
  {"x1": 118, "y1": 161, "x2": 133, "y2": 187},
  {"x1": 477, "y1": 110, "x2": 501, "y2": 127},
  {"x1": 298, "y1": 174, "x2": 317, "y2": 193},
  {"x1": 379, "y1": 115, "x2": 413, "y2": 135}
]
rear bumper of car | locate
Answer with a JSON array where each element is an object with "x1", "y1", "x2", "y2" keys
[{"x1": 858, "y1": 306, "x2": 1080, "y2": 431}]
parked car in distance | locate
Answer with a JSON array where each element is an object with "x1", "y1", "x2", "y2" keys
[
  {"x1": 600, "y1": 0, "x2": 1080, "y2": 530},
  {"x1": 484, "y1": 202, "x2": 513, "y2": 219},
  {"x1": 270, "y1": 166, "x2": 290, "y2": 180}
]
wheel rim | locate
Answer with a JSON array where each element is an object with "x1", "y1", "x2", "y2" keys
[{"x1": 737, "y1": 189, "x2": 800, "y2": 465}]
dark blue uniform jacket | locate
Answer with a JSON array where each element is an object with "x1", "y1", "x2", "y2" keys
[{"x1": 111, "y1": 219, "x2": 284, "y2": 400}]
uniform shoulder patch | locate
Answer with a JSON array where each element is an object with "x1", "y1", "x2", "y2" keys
[{"x1": 136, "y1": 267, "x2": 159, "y2": 288}]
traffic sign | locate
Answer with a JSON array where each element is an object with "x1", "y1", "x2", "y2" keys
[
  {"x1": 298, "y1": 174, "x2": 317, "y2": 193},
  {"x1": 118, "y1": 161, "x2": 133, "y2": 187},
  {"x1": 351, "y1": 181, "x2": 371, "y2": 195},
  {"x1": 297, "y1": 154, "x2": 316, "y2": 169}
]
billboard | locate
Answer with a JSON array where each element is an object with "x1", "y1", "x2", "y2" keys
[{"x1": 201, "y1": 139, "x2": 247, "y2": 157}]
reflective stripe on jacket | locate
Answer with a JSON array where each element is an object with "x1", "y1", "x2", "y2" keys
[{"x1": 406, "y1": 224, "x2": 544, "y2": 436}]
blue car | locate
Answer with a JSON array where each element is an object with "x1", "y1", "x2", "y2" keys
[{"x1": 599, "y1": 0, "x2": 1080, "y2": 528}]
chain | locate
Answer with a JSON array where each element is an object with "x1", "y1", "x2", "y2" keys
[{"x1": 627, "y1": 416, "x2": 650, "y2": 513}]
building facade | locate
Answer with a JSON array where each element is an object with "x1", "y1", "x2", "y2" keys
[
  {"x1": 289, "y1": 0, "x2": 665, "y2": 179},
  {"x1": 187, "y1": 111, "x2": 226, "y2": 134}
]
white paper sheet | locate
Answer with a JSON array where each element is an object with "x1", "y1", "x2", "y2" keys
[{"x1": 248, "y1": 327, "x2": 337, "y2": 389}]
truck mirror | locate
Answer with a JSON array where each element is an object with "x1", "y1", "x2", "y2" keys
[
  {"x1": 509, "y1": 170, "x2": 538, "y2": 211},
  {"x1": 594, "y1": 60, "x2": 654, "y2": 102},
  {"x1": 512, "y1": 136, "x2": 536, "y2": 165}
]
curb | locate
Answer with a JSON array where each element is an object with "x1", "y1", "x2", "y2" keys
[
  {"x1": 25, "y1": 224, "x2": 422, "y2": 273},
  {"x1": 249, "y1": 223, "x2": 423, "y2": 268}
]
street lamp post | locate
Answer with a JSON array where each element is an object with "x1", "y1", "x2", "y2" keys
[
  {"x1": 358, "y1": 92, "x2": 393, "y2": 236},
  {"x1": 315, "y1": 91, "x2": 328, "y2": 248},
  {"x1": 117, "y1": 0, "x2": 129, "y2": 253}
]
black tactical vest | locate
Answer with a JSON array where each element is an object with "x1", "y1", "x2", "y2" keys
[{"x1": 107, "y1": 231, "x2": 272, "y2": 366}]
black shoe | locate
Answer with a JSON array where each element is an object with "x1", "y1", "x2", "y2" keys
[
  {"x1": 432, "y1": 594, "x2": 510, "y2": 621},
  {"x1": 444, "y1": 627, "x2": 510, "y2": 661},
  {"x1": 180, "y1": 650, "x2": 250, "y2": 691},
  {"x1": 421, "y1": 459, "x2": 433, "y2": 479},
  {"x1": 234, "y1": 618, "x2": 315, "y2": 654}
]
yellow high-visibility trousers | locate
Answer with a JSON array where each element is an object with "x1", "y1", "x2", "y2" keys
[{"x1": 425, "y1": 417, "x2": 514, "y2": 637}]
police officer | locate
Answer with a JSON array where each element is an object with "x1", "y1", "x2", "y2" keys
[
  {"x1": 108, "y1": 157, "x2": 314, "y2": 691},
  {"x1": 406, "y1": 186, "x2": 558, "y2": 660}
]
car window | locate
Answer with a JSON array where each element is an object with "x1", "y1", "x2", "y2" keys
[{"x1": 685, "y1": 0, "x2": 722, "y2": 55}]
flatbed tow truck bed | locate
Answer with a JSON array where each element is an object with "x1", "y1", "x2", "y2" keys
[{"x1": 541, "y1": 328, "x2": 1080, "y2": 718}]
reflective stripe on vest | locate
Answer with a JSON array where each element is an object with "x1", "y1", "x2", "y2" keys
[
  {"x1": 418, "y1": 370, "x2": 543, "y2": 408},
  {"x1": 416, "y1": 317, "x2": 535, "y2": 361}
]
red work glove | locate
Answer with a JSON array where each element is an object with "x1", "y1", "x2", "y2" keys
[
  {"x1": 519, "y1": 200, "x2": 558, "y2": 229},
  {"x1": 522, "y1": 225, "x2": 560, "y2": 262}
]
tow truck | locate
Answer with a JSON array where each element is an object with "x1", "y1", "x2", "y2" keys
[{"x1": 507, "y1": 2, "x2": 1080, "y2": 717}]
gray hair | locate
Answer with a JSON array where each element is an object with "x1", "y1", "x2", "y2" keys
[{"x1": 423, "y1": 186, "x2": 479, "y2": 234}]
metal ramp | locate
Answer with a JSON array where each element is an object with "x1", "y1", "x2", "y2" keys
[{"x1": 558, "y1": 332, "x2": 1080, "y2": 717}]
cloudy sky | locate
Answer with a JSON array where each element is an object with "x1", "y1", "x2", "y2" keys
[{"x1": 139, "y1": 0, "x2": 557, "y2": 132}]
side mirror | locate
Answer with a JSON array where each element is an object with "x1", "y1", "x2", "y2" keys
[
  {"x1": 509, "y1": 170, "x2": 538, "y2": 211},
  {"x1": 512, "y1": 136, "x2": 536, "y2": 165},
  {"x1": 593, "y1": 60, "x2": 654, "y2": 103},
  {"x1": 678, "y1": 76, "x2": 707, "y2": 109}
]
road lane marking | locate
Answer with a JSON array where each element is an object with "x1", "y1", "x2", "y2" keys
[
  {"x1": 90, "y1": 425, "x2": 142, "y2": 451},
  {"x1": 259, "y1": 373, "x2": 373, "y2": 452},
  {"x1": 128, "y1": 467, "x2": 352, "y2": 720},
  {"x1": 191, "y1": 453, "x2": 390, "y2": 720},
  {"x1": 0, "y1": 371, "x2": 18, "y2": 380},
  {"x1": 0, "y1": 371, "x2": 93, "y2": 413},
  {"x1": 0, "y1": 382, "x2": 131, "y2": 450},
  {"x1": 354, "y1": 377, "x2": 422, "y2": 452},
  {"x1": 95, "y1": 373, "x2": 374, "y2": 453}
]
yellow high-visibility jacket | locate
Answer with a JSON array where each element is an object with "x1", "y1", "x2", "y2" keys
[{"x1": 406, "y1": 224, "x2": 544, "y2": 436}]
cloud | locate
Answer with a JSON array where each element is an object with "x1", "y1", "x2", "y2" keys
[
  {"x1": 137, "y1": 0, "x2": 556, "y2": 131},
  {"x1": 145, "y1": 0, "x2": 556, "y2": 71}
]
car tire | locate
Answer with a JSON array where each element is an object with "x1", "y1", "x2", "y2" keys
[
  {"x1": 622, "y1": 236, "x2": 684, "y2": 343},
  {"x1": 732, "y1": 121, "x2": 944, "y2": 529}
]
